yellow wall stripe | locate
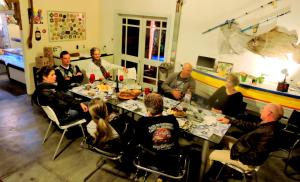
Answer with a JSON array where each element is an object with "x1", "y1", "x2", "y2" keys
[{"x1": 192, "y1": 71, "x2": 300, "y2": 110}]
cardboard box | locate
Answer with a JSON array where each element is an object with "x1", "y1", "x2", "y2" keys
[{"x1": 35, "y1": 56, "x2": 54, "y2": 68}]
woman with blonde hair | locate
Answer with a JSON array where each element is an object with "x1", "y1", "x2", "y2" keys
[
  {"x1": 86, "y1": 98, "x2": 120, "y2": 145},
  {"x1": 207, "y1": 73, "x2": 243, "y2": 117}
]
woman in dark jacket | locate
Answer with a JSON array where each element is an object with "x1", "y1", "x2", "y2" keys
[
  {"x1": 207, "y1": 73, "x2": 243, "y2": 117},
  {"x1": 32, "y1": 66, "x2": 88, "y2": 124}
]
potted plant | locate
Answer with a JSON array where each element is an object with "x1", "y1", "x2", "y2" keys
[
  {"x1": 239, "y1": 72, "x2": 248, "y2": 82},
  {"x1": 257, "y1": 73, "x2": 266, "y2": 84}
]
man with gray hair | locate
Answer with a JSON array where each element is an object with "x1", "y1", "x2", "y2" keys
[
  {"x1": 206, "y1": 103, "x2": 284, "y2": 172},
  {"x1": 161, "y1": 63, "x2": 195, "y2": 100},
  {"x1": 136, "y1": 93, "x2": 179, "y2": 154}
]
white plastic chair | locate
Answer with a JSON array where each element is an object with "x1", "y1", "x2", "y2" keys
[{"x1": 41, "y1": 106, "x2": 86, "y2": 160}]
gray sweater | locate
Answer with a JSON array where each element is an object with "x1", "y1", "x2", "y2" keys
[{"x1": 161, "y1": 72, "x2": 195, "y2": 94}]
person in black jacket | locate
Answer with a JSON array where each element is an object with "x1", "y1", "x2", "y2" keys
[
  {"x1": 32, "y1": 66, "x2": 88, "y2": 125},
  {"x1": 206, "y1": 103, "x2": 283, "y2": 171},
  {"x1": 55, "y1": 51, "x2": 84, "y2": 90},
  {"x1": 207, "y1": 73, "x2": 243, "y2": 117},
  {"x1": 136, "y1": 93, "x2": 179, "y2": 154}
]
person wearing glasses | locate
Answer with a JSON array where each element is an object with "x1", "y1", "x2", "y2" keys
[
  {"x1": 32, "y1": 66, "x2": 89, "y2": 125},
  {"x1": 161, "y1": 63, "x2": 195, "y2": 100},
  {"x1": 55, "y1": 51, "x2": 84, "y2": 90},
  {"x1": 207, "y1": 73, "x2": 243, "y2": 117},
  {"x1": 86, "y1": 47, "x2": 127, "y2": 80},
  {"x1": 206, "y1": 103, "x2": 283, "y2": 173}
]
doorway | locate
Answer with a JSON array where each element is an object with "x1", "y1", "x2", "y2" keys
[{"x1": 115, "y1": 15, "x2": 169, "y2": 91}]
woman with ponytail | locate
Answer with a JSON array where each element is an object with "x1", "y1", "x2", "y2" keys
[{"x1": 86, "y1": 98, "x2": 120, "y2": 146}]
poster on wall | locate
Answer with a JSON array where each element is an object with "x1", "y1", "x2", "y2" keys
[{"x1": 47, "y1": 11, "x2": 86, "y2": 41}]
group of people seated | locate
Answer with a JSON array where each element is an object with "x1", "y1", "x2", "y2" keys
[{"x1": 32, "y1": 48, "x2": 285, "y2": 180}]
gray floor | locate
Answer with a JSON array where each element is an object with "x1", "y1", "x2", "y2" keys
[{"x1": 0, "y1": 74, "x2": 300, "y2": 182}]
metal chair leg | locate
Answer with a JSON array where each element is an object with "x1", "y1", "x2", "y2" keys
[
  {"x1": 254, "y1": 171, "x2": 258, "y2": 182},
  {"x1": 284, "y1": 139, "x2": 300, "y2": 174},
  {"x1": 184, "y1": 158, "x2": 190, "y2": 182},
  {"x1": 243, "y1": 173, "x2": 247, "y2": 182},
  {"x1": 53, "y1": 129, "x2": 67, "y2": 160},
  {"x1": 215, "y1": 163, "x2": 226, "y2": 181},
  {"x1": 132, "y1": 169, "x2": 140, "y2": 182},
  {"x1": 143, "y1": 172, "x2": 148, "y2": 182},
  {"x1": 80, "y1": 124, "x2": 86, "y2": 138},
  {"x1": 84, "y1": 160, "x2": 106, "y2": 182},
  {"x1": 43, "y1": 121, "x2": 53, "y2": 143}
]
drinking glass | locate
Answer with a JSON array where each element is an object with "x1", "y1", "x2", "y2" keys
[
  {"x1": 144, "y1": 87, "x2": 151, "y2": 95},
  {"x1": 89, "y1": 74, "x2": 95, "y2": 84},
  {"x1": 119, "y1": 75, "x2": 124, "y2": 82},
  {"x1": 104, "y1": 72, "x2": 110, "y2": 79}
]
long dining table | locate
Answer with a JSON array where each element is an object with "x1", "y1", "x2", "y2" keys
[{"x1": 70, "y1": 80, "x2": 231, "y2": 182}]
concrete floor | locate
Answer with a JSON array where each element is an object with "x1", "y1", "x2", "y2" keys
[{"x1": 0, "y1": 74, "x2": 300, "y2": 182}]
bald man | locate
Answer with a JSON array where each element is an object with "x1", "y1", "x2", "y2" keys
[
  {"x1": 161, "y1": 63, "x2": 195, "y2": 100},
  {"x1": 206, "y1": 103, "x2": 284, "y2": 172}
]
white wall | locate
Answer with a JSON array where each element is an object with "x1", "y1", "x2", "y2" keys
[
  {"x1": 20, "y1": 0, "x2": 300, "y2": 94},
  {"x1": 176, "y1": 0, "x2": 300, "y2": 83},
  {"x1": 7, "y1": 24, "x2": 22, "y2": 48},
  {"x1": 98, "y1": 0, "x2": 177, "y2": 56},
  {"x1": 20, "y1": 0, "x2": 102, "y2": 94}
]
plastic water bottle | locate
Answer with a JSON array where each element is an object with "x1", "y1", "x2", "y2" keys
[{"x1": 182, "y1": 89, "x2": 191, "y2": 111}]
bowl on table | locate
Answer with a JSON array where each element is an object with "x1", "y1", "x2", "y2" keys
[
  {"x1": 117, "y1": 89, "x2": 142, "y2": 100},
  {"x1": 167, "y1": 107, "x2": 187, "y2": 118}
]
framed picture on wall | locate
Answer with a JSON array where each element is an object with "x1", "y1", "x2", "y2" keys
[
  {"x1": 216, "y1": 61, "x2": 233, "y2": 75},
  {"x1": 47, "y1": 11, "x2": 86, "y2": 41}
]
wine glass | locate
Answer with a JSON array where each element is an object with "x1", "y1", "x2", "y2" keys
[
  {"x1": 119, "y1": 75, "x2": 124, "y2": 82},
  {"x1": 104, "y1": 71, "x2": 110, "y2": 79},
  {"x1": 89, "y1": 74, "x2": 95, "y2": 84},
  {"x1": 144, "y1": 87, "x2": 150, "y2": 95}
]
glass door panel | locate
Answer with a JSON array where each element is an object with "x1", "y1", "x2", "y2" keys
[
  {"x1": 126, "y1": 26, "x2": 139, "y2": 57},
  {"x1": 144, "y1": 20, "x2": 167, "y2": 62},
  {"x1": 143, "y1": 64, "x2": 157, "y2": 79},
  {"x1": 117, "y1": 16, "x2": 168, "y2": 91}
]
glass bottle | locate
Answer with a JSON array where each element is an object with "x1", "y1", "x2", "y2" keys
[
  {"x1": 115, "y1": 75, "x2": 119, "y2": 93},
  {"x1": 181, "y1": 89, "x2": 191, "y2": 111}
]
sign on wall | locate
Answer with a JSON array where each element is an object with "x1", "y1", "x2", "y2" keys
[{"x1": 47, "y1": 11, "x2": 86, "y2": 41}]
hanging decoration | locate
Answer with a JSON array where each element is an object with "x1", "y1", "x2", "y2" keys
[
  {"x1": 35, "y1": 27, "x2": 41, "y2": 41},
  {"x1": 240, "y1": 8, "x2": 290, "y2": 33},
  {"x1": 202, "y1": 0, "x2": 286, "y2": 35},
  {"x1": 33, "y1": 9, "x2": 43, "y2": 24},
  {"x1": 27, "y1": 0, "x2": 34, "y2": 48}
]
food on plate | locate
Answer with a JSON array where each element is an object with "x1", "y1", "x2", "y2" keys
[
  {"x1": 131, "y1": 89, "x2": 142, "y2": 96},
  {"x1": 167, "y1": 107, "x2": 186, "y2": 117},
  {"x1": 97, "y1": 83, "x2": 111, "y2": 92},
  {"x1": 87, "y1": 91, "x2": 95, "y2": 97},
  {"x1": 85, "y1": 84, "x2": 92, "y2": 90},
  {"x1": 118, "y1": 89, "x2": 141, "y2": 99}
]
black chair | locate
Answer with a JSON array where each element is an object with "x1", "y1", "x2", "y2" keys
[
  {"x1": 82, "y1": 137, "x2": 124, "y2": 181},
  {"x1": 282, "y1": 110, "x2": 300, "y2": 174},
  {"x1": 132, "y1": 144, "x2": 189, "y2": 182},
  {"x1": 83, "y1": 114, "x2": 136, "y2": 181},
  {"x1": 240, "y1": 102, "x2": 247, "y2": 114},
  {"x1": 215, "y1": 162, "x2": 260, "y2": 182}
]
